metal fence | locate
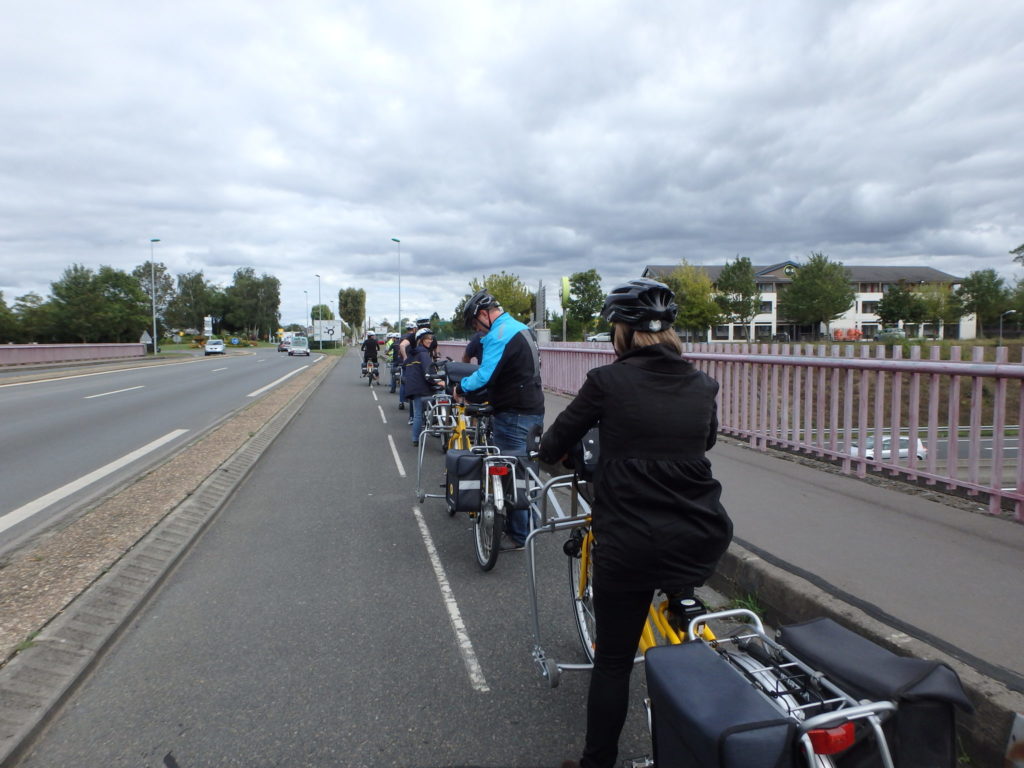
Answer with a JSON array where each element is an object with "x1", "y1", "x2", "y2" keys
[{"x1": 437, "y1": 340, "x2": 1024, "y2": 521}]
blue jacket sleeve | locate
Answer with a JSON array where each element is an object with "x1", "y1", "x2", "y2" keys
[{"x1": 460, "y1": 324, "x2": 505, "y2": 392}]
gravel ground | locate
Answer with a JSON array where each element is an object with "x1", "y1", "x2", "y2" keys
[{"x1": 0, "y1": 355, "x2": 338, "y2": 665}]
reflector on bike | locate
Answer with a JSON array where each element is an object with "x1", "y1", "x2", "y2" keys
[
  {"x1": 807, "y1": 722, "x2": 855, "y2": 755},
  {"x1": 488, "y1": 465, "x2": 510, "y2": 476}
]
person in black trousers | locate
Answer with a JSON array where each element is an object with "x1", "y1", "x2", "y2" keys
[{"x1": 538, "y1": 279, "x2": 733, "y2": 768}]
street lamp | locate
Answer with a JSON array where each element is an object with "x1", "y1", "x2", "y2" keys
[
  {"x1": 149, "y1": 238, "x2": 160, "y2": 355},
  {"x1": 392, "y1": 238, "x2": 401, "y2": 327},
  {"x1": 999, "y1": 309, "x2": 1016, "y2": 348},
  {"x1": 315, "y1": 274, "x2": 322, "y2": 351},
  {"x1": 304, "y1": 290, "x2": 309, "y2": 335}
]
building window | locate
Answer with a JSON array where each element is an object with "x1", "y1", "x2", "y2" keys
[
  {"x1": 862, "y1": 324, "x2": 879, "y2": 338},
  {"x1": 757, "y1": 283, "x2": 775, "y2": 293},
  {"x1": 860, "y1": 283, "x2": 880, "y2": 293},
  {"x1": 760, "y1": 301, "x2": 773, "y2": 314},
  {"x1": 712, "y1": 325, "x2": 730, "y2": 340},
  {"x1": 755, "y1": 324, "x2": 772, "y2": 339},
  {"x1": 861, "y1": 301, "x2": 879, "y2": 314}
]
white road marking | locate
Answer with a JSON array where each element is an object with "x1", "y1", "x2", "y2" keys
[
  {"x1": 0, "y1": 429, "x2": 190, "y2": 534},
  {"x1": 378, "y1": 405, "x2": 387, "y2": 424},
  {"x1": 0, "y1": 359, "x2": 200, "y2": 388},
  {"x1": 412, "y1": 504, "x2": 490, "y2": 693},
  {"x1": 371, "y1": 389, "x2": 378, "y2": 402},
  {"x1": 246, "y1": 366, "x2": 307, "y2": 397},
  {"x1": 212, "y1": 367, "x2": 228, "y2": 372},
  {"x1": 84, "y1": 386, "x2": 144, "y2": 399},
  {"x1": 387, "y1": 435, "x2": 406, "y2": 477}
]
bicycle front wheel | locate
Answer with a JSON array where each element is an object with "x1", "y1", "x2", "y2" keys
[
  {"x1": 568, "y1": 530, "x2": 597, "y2": 663},
  {"x1": 474, "y1": 499, "x2": 502, "y2": 571}
]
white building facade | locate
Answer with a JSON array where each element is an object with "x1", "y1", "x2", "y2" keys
[{"x1": 642, "y1": 262, "x2": 975, "y2": 342}]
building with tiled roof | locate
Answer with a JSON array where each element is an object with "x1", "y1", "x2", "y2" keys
[{"x1": 641, "y1": 261, "x2": 973, "y2": 342}]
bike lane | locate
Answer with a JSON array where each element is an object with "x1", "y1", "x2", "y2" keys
[{"x1": 15, "y1": 356, "x2": 646, "y2": 768}]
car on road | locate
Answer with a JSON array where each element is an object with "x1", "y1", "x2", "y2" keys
[
  {"x1": 586, "y1": 332, "x2": 612, "y2": 342},
  {"x1": 204, "y1": 339, "x2": 226, "y2": 356},
  {"x1": 849, "y1": 435, "x2": 926, "y2": 461},
  {"x1": 288, "y1": 337, "x2": 310, "y2": 356},
  {"x1": 277, "y1": 340, "x2": 291, "y2": 352}
]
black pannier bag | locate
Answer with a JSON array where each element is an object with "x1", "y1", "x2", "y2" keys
[
  {"x1": 445, "y1": 449, "x2": 483, "y2": 512},
  {"x1": 646, "y1": 642, "x2": 795, "y2": 768},
  {"x1": 777, "y1": 618, "x2": 973, "y2": 768}
]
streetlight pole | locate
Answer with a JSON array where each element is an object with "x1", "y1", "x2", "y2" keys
[
  {"x1": 149, "y1": 238, "x2": 160, "y2": 355},
  {"x1": 392, "y1": 238, "x2": 401, "y2": 327},
  {"x1": 304, "y1": 290, "x2": 308, "y2": 335},
  {"x1": 999, "y1": 309, "x2": 1016, "y2": 347},
  {"x1": 315, "y1": 274, "x2": 322, "y2": 351}
]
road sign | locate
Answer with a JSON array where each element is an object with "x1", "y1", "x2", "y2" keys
[{"x1": 230, "y1": 337, "x2": 240, "y2": 345}]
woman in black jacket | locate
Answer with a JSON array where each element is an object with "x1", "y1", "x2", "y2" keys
[{"x1": 539, "y1": 279, "x2": 733, "y2": 768}]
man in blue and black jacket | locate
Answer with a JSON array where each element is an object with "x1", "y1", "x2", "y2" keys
[{"x1": 458, "y1": 290, "x2": 544, "y2": 549}]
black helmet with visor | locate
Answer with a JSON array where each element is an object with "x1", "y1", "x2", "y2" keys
[{"x1": 600, "y1": 278, "x2": 678, "y2": 332}]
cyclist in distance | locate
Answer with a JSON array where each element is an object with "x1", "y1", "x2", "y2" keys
[
  {"x1": 385, "y1": 332, "x2": 401, "y2": 393},
  {"x1": 537, "y1": 278, "x2": 733, "y2": 768},
  {"x1": 360, "y1": 331, "x2": 380, "y2": 373},
  {"x1": 458, "y1": 290, "x2": 544, "y2": 549},
  {"x1": 403, "y1": 327, "x2": 438, "y2": 447}
]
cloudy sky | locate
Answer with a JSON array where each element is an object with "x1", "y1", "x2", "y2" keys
[{"x1": 2, "y1": 0, "x2": 1022, "y2": 329}]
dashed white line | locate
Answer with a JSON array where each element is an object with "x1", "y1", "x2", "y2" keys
[
  {"x1": 387, "y1": 435, "x2": 406, "y2": 477},
  {"x1": 0, "y1": 429, "x2": 190, "y2": 534},
  {"x1": 212, "y1": 367, "x2": 228, "y2": 372},
  {"x1": 246, "y1": 366, "x2": 307, "y2": 397},
  {"x1": 378, "y1": 405, "x2": 387, "y2": 424},
  {"x1": 84, "y1": 386, "x2": 144, "y2": 399},
  {"x1": 371, "y1": 389, "x2": 379, "y2": 402},
  {"x1": 412, "y1": 504, "x2": 490, "y2": 693}
]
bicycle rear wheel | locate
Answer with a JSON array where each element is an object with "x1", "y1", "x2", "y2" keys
[
  {"x1": 568, "y1": 529, "x2": 597, "y2": 663},
  {"x1": 474, "y1": 499, "x2": 502, "y2": 571}
]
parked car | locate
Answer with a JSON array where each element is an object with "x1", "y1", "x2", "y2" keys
[
  {"x1": 288, "y1": 337, "x2": 310, "y2": 356},
  {"x1": 586, "y1": 332, "x2": 612, "y2": 342},
  {"x1": 277, "y1": 340, "x2": 291, "y2": 352},
  {"x1": 849, "y1": 435, "x2": 926, "y2": 461},
  {"x1": 204, "y1": 339, "x2": 225, "y2": 356},
  {"x1": 874, "y1": 327, "x2": 907, "y2": 342}
]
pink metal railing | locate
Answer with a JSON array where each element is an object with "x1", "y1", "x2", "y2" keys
[
  {"x1": 437, "y1": 340, "x2": 1024, "y2": 521},
  {"x1": 0, "y1": 343, "x2": 146, "y2": 365}
]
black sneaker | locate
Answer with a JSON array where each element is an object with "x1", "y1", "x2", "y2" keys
[
  {"x1": 399, "y1": 402, "x2": 405, "y2": 410},
  {"x1": 500, "y1": 534, "x2": 525, "y2": 552}
]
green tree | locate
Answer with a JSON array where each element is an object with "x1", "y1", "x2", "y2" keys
[
  {"x1": 337, "y1": 287, "x2": 366, "y2": 334},
  {"x1": 12, "y1": 292, "x2": 56, "y2": 342},
  {"x1": 566, "y1": 269, "x2": 604, "y2": 339},
  {"x1": 875, "y1": 281, "x2": 926, "y2": 327},
  {"x1": 0, "y1": 292, "x2": 17, "y2": 343},
  {"x1": 96, "y1": 266, "x2": 150, "y2": 341},
  {"x1": 165, "y1": 271, "x2": 224, "y2": 332},
  {"x1": 310, "y1": 304, "x2": 335, "y2": 321},
  {"x1": 663, "y1": 261, "x2": 721, "y2": 341},
  {"x1": 918, "y1": 285, "x2": 963, "y2": 337},
  {"x1": 131, "y1": 261, "x2": 175, "y2": 321},
  {"x1": 50, "y1": 264, "x2": 105, "y2": 342},
  {"x1": 466, "y1": 271, "x2": 533, "y2": 322},
  {"x1": 714, "y1": 256, "x2": 760, "y2": 340},
  {"x1": 777, "y1": 252, "x2": 855, "y2": 339},
  {"x1": 223, "y1": 268, "x2": 280, "y2": 339},
  {"x1": 1011, "y1": 243, "x2": 1024, "y2": 266},
  {"x1": 955, "y1": 269, "x2": 1009, "y2": 337}
]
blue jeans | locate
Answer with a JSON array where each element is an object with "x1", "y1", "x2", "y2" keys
[
  {"x1": 490, "y1": 410, "x2": 544, "y2": 544},
  {"x1": 410, "y1": 394, "x2": 430, "y2": 444}
]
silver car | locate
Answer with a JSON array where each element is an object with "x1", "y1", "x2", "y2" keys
[
  {"x1": 288, "y1": 337, "x2": 310, "y2": 356},
  {"x1": 204, "y1": 339, "x2": 226, "y2": 356}
]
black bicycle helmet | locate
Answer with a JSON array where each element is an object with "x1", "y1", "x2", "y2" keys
[
  {"x1": 416, "y1": 317, "x2": 431, "y2": 328},
  {"x1": 600, "y1": 278, "x2": 677, "y2": 332},
  {"x1": 462, "y1": 290, "x2": 500, "y2": 329}
]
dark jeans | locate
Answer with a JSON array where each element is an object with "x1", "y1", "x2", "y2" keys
[
  {"x1": 490, "y1": 410, "x2": 544, "y2": 544},
  {"x1": 410, "y1": 394, "x2": 430, "y2": 444},
  {"x1": 580, "y1": 584, "x2": 654, "y2": 768}
]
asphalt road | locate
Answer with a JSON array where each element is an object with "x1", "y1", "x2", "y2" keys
[
  {"x1": 0, "y1": 349, "x2": 323, "y2": 555},
  {"x1": 14, "y1": 355, "x2": 632, "y2": 768}
]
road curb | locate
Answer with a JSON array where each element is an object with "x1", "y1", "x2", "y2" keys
[
  {"x1": 711, "y1": 541, "x2": 1024, "y2": 767},
  {"x1": 0, "y1": 356, "x2": 337, "y2": 767}
]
